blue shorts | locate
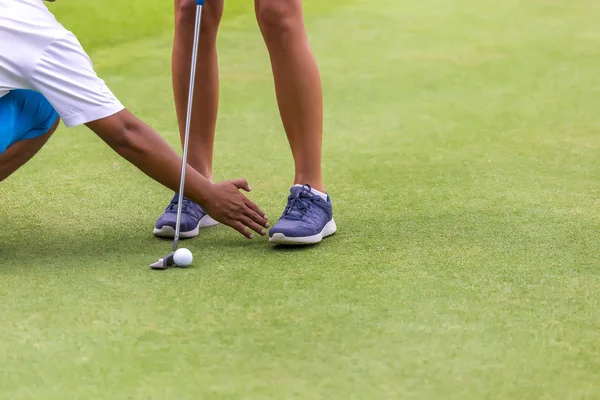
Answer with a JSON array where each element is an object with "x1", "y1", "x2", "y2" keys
[{"x1": 0, "y1": 90, "x2": 59, "y2": 154}]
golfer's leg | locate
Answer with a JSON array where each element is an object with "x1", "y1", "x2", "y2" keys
[
  {"x1": 255, "y1": 0, "x2": 325, "y2": 192},
  {"x1": 173, "y1": 0, "x2": 223, "y2": 179},
  {"x1": 0, "y1": 117, "x2": 59, "y2": 182},
  {"x1": 154, "y1": 0, "x2": 224, "y2": 239}
]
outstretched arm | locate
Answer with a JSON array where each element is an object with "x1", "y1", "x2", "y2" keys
[{"x1": 86, "y1": 110, "x2": 269, "y2": 239}]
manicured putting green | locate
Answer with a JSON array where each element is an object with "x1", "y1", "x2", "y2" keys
[{"x1": 1, "y1": 0, "x2": 599, "y2": 398}]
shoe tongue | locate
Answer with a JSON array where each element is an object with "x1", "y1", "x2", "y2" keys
[
  {"x1": 285, "y1": 186, "x2": 311, "y2": 219},
  {"x1": 290, "y1": 185, "x2": 308, "y2": 196},
  {"x1": 166, "y1": 193, "x2": 182, "y2": 212}
]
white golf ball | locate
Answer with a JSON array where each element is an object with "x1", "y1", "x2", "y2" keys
[{"x1": 173, "y1": 248, "x2": 193, "y2": 267}]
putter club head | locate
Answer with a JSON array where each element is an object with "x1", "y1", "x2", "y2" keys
[{"x1": 150, "y1": 252, "x2": 175, "y2": 270}]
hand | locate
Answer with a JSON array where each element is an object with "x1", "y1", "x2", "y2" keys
[{"x1": 202, "y1": 179, "x2": 269, "y2": 239}]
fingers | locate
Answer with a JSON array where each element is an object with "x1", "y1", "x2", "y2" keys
[
  {"x1": 231, "y1": 181, "x2": 269, "y2": 225},
  {"x1": 231, "y1": 221, "x2": 254, "y2": 239},
  {"x1": 214, "y1": 180, "x2": 270, "y2": 239},
  {"x1": 245, "y1": 198, "x2": 268, "y2": 221},
  {"x1": 228, "y1": 212, "x2": 267, "y2": 239},
  {"x1": 227, "y1": 208, "x2": 268, "y2": 239},
  {"x1": 240, "y1": 216, "x2": 267, "y2": 236},
  {"x1": 244, "y1": 205, "x2": 269, "y2": 228},
  {"x1": 231, "y1": 178, "x2": 251, "y2": 192}
]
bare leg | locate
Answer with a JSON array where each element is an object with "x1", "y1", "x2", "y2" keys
[
  {"x1": 172, "y1": 0, "x2": 223, "y2": 179},
  {"x1": 0, "y1": 118, "x2": 59, "y2": 182},
  {"x1": 255, "y1": 0, "x2": 325, "y2": 191}
]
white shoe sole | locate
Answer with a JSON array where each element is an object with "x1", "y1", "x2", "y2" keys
[
  {"x1": 153, "y1": 215, "x2": 219, "y2": 239},
  {"x1": 269, "y1": 219, "x2": 337, "y2": 245}
]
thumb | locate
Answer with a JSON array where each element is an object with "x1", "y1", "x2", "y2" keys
[{"x1": 232, "y1": 178, "x2": 252, "y2": 192}]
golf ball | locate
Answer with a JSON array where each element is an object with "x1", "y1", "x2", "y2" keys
[{"x1": 174, "y1": 248, "x2": 193, "y2": 267}]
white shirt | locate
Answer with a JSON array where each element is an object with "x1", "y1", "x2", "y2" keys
[
  {"x1": 0, "y1": 0, "x2": 124, "y2": 125},
  {"x1": 0, "y1": 0, "x2": 65, "y2": 98}
]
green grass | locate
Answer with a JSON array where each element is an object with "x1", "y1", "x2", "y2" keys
[{"x1": 2, "y1": 0, "x2": 600, "y2": 398}]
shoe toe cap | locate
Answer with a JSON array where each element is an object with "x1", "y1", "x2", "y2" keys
[{"x1": 155, "y1": 214, "x2": 176, "y2": 229}]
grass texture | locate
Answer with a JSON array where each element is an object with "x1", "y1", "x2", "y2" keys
[{"x1": 1, "y1": 0, "x2": 599, "y2": 398}]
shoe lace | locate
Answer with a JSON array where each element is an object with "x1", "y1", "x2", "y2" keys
[
  {"x1": 166, "y1": 195, "x2": 202, "y2": 219},
  {"x1": 282, "y1": 185, "x2": 318, "y2": 221}
]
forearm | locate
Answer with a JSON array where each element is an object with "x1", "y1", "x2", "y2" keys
[
  {"x1": 86, "y1": 110, "x2": 213, "y2": 206},
  {"x1": 86, "y1": 109, "x2": 268, "y2": 238},
  {"x1": 113, "y1": 131, "x2": 213, "y2": 204}
]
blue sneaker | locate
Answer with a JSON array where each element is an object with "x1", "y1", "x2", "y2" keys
[
  {"x1": 153, "y1": 193, "x2": 219, "y2": 239},
  {"x1": 269, "y1": 185, "x2": 337, "y2": 245}
]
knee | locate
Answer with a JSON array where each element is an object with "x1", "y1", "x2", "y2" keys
[
  {"x1": 175, "y1": 0, "x2": 198, "y2": 27},
  {"x1": 176, "y1": 0, "x2": 222, "y2": 36},
  {"x1": 47, "y1": 117, "x2": 60, "y2": 136},
  {"x1": 34, "y1": 114, "x2": 59, "y2": 144},
  {"x1": 256, "y1": 0, "x2": 303, "y2": 40}
]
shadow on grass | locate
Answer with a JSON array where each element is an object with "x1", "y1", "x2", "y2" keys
[
  {"x1": 6, "y1": 207, "x2": 587, "y2": 272},
  {"x1": 0, "y1": 219, "x2": 339, "y2": 268},
  {"x1": 271, "y1": 244, "x2": 319, "y2": 252}
]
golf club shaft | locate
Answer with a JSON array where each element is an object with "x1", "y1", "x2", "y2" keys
[{"x1": 173, "y1": 3, "x2": 203, "y2": 251}]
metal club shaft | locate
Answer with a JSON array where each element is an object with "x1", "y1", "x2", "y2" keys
[
  {"x1": 173, "y1": 3, "x2": 203, "y2": 252},
  {"x1": 152, "y1": 1, "x2": 204, "y2": 269}
]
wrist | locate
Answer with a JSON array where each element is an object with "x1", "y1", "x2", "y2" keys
[{"x1": 195, "y1": 179, "x2": 216, "y2": 207}]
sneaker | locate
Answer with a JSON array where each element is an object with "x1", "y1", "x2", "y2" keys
[
  {"x1": 269, "y1": 185, "x2": 337, "y2": 245},
  {"x1": 153, "y1": 193, "x2": 219, "y2": 239}
]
